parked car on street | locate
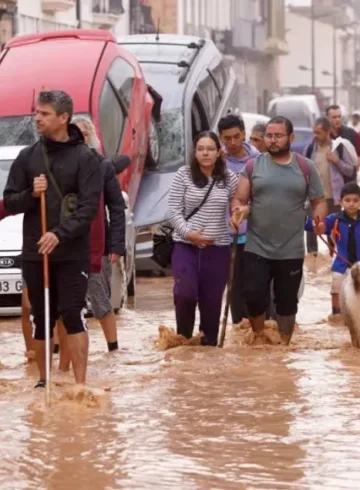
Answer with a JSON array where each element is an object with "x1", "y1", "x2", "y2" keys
[
  {"x1": 0, "y1": 29, "x2": 160, "y2": 211},
  {"x1": 118, "y1": 34, "x2": 240, "y2": 270},
  {"x1": 0, "y1": 146, "x2": 135, "y2": 316},
  {"x1": 291, "y1": 127, "x2": 313, "y2": 155}
]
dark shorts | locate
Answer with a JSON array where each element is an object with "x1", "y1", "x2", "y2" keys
[
  {"x1": 243, "y1": 251, "x2": 304, "y2": 317},
  {"x1": 22, "y1": 260, "x2": 89, "y2": 341},
  {"x1": 87, "y1": 256, "x2": 112, "y2": 319}
]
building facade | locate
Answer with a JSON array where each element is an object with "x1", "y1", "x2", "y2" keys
[
  {"x1": 280, "y1": 1, "x2": 360, "y2": 111},
  {"x1": 0, "y1": 0, "x2": 129, "y2": 47}
]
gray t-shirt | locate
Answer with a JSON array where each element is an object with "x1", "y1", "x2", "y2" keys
[{"x1": 242, "y1": 153, "x2": 324, "y2": 259}]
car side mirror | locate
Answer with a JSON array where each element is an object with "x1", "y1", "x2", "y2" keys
[{"x1": 113, "y1": 155, "x2": 131, "y2": 175}]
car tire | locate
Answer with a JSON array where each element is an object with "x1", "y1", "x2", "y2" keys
[{"x1": 145, "y1": 118, "x2": 160, "y2": 168}]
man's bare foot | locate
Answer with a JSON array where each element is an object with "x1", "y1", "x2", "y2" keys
[{"x1": 280, "y1": 334, "x2": 292, "y2": 346}]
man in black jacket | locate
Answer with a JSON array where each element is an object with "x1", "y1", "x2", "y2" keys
[{"x1": 3, "y1": 90, "x2": 102, "y2": 388}]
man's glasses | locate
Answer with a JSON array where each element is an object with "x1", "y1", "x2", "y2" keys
[{"x1": 264, "y1": 133, "x2": 288, "y2": 141}]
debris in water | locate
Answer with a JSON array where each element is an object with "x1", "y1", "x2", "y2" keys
[
  {"x1": 156, "y1": 325, "x2": 203, "y2": 350},
  {"x1": 327, "y1": 313, "x2": 343, "y2": 326}
]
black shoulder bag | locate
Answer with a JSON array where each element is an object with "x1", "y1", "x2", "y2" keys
[
  {"x1": 42, "y1": 145, "x2": 78, "y2": 224},
  {"x1": 151, "y1": 178, "x2": 216, "y2": 269}
]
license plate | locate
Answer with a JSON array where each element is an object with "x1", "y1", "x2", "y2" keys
[{"x1": 0, "y1": 277, "x2": 22, "y2": 294}]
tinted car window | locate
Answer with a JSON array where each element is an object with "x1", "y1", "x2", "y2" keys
[
  {"x1": 99, "y1": 80, "x2": 126, "y2": 157},
  {"x1": 108, "y1": 57, "x2": 135, "y2": 106}
]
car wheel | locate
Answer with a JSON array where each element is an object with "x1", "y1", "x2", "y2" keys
[{"x1": 145, "y1": 118, "x2": 160, "y2": 168}]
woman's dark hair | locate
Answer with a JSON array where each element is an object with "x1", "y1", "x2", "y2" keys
[
  {"x1": 190, "y1": 131, "x2": 227, "y2": 188},
  {"x1": 340, "y1": 182, "x2": 360, "y2": 199}
]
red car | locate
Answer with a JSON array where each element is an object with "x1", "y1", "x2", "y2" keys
[{"x1": 0, "y1": 29, "x2": 160, "y2": 208}]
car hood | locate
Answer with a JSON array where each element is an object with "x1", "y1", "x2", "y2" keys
[
  {"x1": 0, "y1": 214, "x2": 23, "y2": 251},
  {"x1": 133, "y1": 171, "x2": 175, "y2": 227}
]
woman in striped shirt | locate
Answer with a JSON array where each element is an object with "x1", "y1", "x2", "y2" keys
[{"x1": 168, "y1": 131, "x2": 238, "y2": 346}]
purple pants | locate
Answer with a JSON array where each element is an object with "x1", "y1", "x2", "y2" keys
[{"x1": 172, "y1": 242, "x2": 231, "y2": 346}]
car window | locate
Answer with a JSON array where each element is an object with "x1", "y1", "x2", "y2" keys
[
  {"x1": 99, "y1": 80, "x2": 126, "y2": 157},
  {"x1": 108, "y1": 57, "x2": 135, "y2": 106},
  {"x1": 0, "y1": 160, "x2": 12, "y2": 195},
  {"x1": 197, "y1": 70, "x2": 221, "y2": 124}
]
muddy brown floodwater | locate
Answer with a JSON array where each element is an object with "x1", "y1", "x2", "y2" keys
[{"x1": 1, "y1": 251, "x2": 360, "y2": 490}]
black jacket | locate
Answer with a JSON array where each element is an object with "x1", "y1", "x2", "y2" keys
[
  {"x1": 95, "y1": 152, "x2": 126, "y2": 256},
  {"x1": 3, "y1": 125, "x2": 102, "y2": 262}
]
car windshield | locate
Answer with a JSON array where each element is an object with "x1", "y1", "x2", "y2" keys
[
  {"x1": 0, "y1": 116, "x2": 37, "y2": 146},
  {"x1": 0, "y1": 113, "x2": 91, "y2": 148},
  {"x1": 0, "y1": 160, "x2": 13, "y2": 195},
  {"x1": 137, "y1": 61, "x2": 185, "y2": 172}
]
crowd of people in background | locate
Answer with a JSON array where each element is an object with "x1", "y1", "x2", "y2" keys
[{"x1": 1, "y1": 90, "x2": 360, "y2": 389}]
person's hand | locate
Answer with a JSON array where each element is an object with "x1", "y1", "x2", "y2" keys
[
  {"x1": 185, "y1": 230, "x2": 214, "y2": 248},
  {"x1": 32, "y1": 174, "x2": 47, "y2": 198},
  {"x1": 230, "y1": 205, "x2": 248, "y2": 232},
  {"x1": 38, "y1": 232, "x2": 59, "y2": 254},
  {"x1": 109, "y1": 253, "x2": 121, "y2": 264},
  {"x1": 313, "y1": 219, "x2": 326, "y2": 235},
  {"x1": 326, "y1": 150, "x2": 340, "y2": 164}
]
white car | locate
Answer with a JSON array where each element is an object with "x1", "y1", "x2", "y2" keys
[{"x1": 0, "y1": 146, "x2": 135, "y2": 316}]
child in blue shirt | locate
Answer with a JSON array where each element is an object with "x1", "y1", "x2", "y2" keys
[{"x1": 305, "y1": 182, "x2": 360, "y2": 318}]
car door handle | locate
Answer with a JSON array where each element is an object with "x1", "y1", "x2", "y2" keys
[{"x1": 132, "y1": 128, "x2": 136, "y2": 139}]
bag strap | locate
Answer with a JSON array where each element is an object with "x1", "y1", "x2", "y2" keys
[
  {"x1": 185, "y1": 178, "x2": 216, "y2": 221},
  {"x1": 42, "y1": 144, "x2": 63, "y2": 200},
  {"x1": 295, "y1": 154, "x2": 310, "y2": 188}
]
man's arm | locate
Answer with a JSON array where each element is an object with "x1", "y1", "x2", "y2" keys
[
  {"x1": 51, "y1": 150, "x2": 102, "y2": 242},
  {"x1": 310, "y1": 197, "x2": 327, "y2": 223},
  {"x1": 3, "y1": 150, "x2": 37, "y2": 214},
  {"x1": 104, "y1": 161, "x2": 126, "y2": 256},
  {"x1": 231, "y1": 175, "x2": 250, "y2": 212}
]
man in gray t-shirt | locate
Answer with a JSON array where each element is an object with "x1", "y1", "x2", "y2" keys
[{"x1": 230, "y1": 116, "x2": 326, "y2": 345}]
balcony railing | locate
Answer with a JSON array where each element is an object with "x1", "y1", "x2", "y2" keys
[
  {"x1": 92, "y1": 0, "x2": 124, "y2": 15},
  {"x1": 41, "y1": 0, "x2": 75, "y2": 13}
]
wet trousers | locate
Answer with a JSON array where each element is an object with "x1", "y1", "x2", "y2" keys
[{"x1": 172, "y1": 242, "x2": 231, "y2": 346}]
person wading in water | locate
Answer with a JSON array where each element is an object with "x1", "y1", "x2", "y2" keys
[
  {"x1": 230, "y1": 116, "x2": 326, "y2": 345},
  {"x1": 168, "y1": 131, "x2": 238, "y2": 346}
]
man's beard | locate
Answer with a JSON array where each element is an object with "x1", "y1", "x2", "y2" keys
[{"x1": 267, "y1": 141, "x2": 291, "y2": 156}]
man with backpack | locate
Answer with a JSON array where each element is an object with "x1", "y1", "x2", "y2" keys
[
  {"x1": 304, "y1": 117, "x2": 355, "y2": 255},
  {"x1": 230, "y1": 116, "x2": 326, "y2": 345}
]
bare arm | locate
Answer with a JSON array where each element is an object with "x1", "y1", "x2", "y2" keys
[
  {"x1": 310, "y1": 197, "x2": 327, "y2": 224},
  {"x1": 231, "y1": 175, "x2": 250, "y2": 212}
]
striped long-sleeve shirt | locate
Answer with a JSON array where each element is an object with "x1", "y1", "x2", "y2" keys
[{"x1": 168, "y1": 166, "x2": 238, "y2": 246}]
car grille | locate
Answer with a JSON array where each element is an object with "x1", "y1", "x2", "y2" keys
[
  {"x1": 0, "y1": 294, "x2": 21, "y2": 308},
  {"x1": 0, "y1": 254, "x2": 22, "y2": 270}
]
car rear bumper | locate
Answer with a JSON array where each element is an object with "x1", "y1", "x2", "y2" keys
[{"x1": 0, "y1": 305, "x2": 21, "y2": 317}]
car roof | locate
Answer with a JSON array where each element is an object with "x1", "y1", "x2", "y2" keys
[
  {"x1": 118, "y1": 34, "x2": 207, "y2": 65},
  {"x1": 0, "y1": 145, "x2": 26, "y2": 159},
  {"x1": 0, "y1": 30, "x2": 116, "y2": 117}
]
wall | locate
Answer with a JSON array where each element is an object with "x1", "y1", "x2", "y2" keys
[{"x1": 279, "y1": 10, "x2": 346, "y2": 105}]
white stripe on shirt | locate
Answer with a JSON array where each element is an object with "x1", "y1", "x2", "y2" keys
[{"x1": 168, "y1": 166, "x2": 238, "y2": 246}]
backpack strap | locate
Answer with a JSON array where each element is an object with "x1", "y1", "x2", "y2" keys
[
  {"x1": 305, "y1": 142, "x2": 314, "y2": 160},
  {"x1": 295, "y1": 153, "x2": 310, "y2": 187},
  {"x1": 245, "y1": 158, "x2": 255, "y2": 200}
]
